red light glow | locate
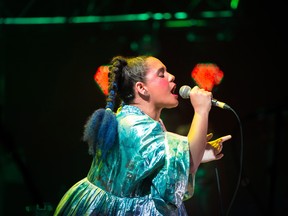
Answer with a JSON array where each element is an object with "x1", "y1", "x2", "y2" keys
[
  {"x1": 191, "y1": 63, "x2": 224, "y2": 91},
  {"x1": 94, "y1": 65, "x2": 109, "y2": 96}
]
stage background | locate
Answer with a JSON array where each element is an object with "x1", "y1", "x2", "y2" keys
[{"x1": 0, "y1": 0, "x2": 287, "y2": 215}]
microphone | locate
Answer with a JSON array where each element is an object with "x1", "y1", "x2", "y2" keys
[{"x1": 179, "y1": 85, "x2": 231, "y2": 110}]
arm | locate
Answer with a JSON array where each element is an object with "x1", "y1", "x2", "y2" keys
[{"x1": 187, "y1": 86, "x2": 212, "y2": 173}]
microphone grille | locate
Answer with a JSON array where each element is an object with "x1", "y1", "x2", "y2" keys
[{"x1": 179, "y1": 85, "x2": 191, "y2": 99}]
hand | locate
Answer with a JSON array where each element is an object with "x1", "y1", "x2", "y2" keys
[
  {"x1": 201, "y1": 133, "x2": 232, "y2": 163},
  {"x1": 190, "y1": 86, "x2": 212, "y2": 114}
]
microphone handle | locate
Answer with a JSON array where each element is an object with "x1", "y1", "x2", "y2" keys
[{"x1": 211, "y1": 98, "x2": 231, "y2": 110}]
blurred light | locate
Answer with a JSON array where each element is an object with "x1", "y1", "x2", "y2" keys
[
  {"x1": 130, "y1": 34, "x2": 160, "y2": 55},
  {"x1": 151, "y1": 12, "x2": 172, "y2": 20},
  {"x1": 72, "y1": 13, "x2": 151, "y2": 23},
  {"x1": 230, "y1": 0, "x2": 240, "y2": 10},
  {"x1": 186, "y1": 33, "x2": 198, "y2": 42},
  {"x1": 174, "y1": 12, "x2": 188, "y2": 19},
  {"x1": 0, "y1": 9, "x2": 235, "y2": 26},
  {"x1": 200, "y1": 10, "x2": 233, "y2": 18},
  {"x1": 191, "y1": 63, "x2": 224, "y2": 91},
  {"x1": 0, "y1": 13, "x2": 152, "y2": 25},
  {"x1": 94, "y1": 65, "x2": 109, "y2": 96},
  {"x1": 162, "y1": 13, "x2": 173, "y2": 19},
  {"x1": 1, "y1": 17, "x2": 66, "y2": 24},
  {"x1": 216, "y1": 31, "x2": 233, "y2": 41},
  {"x1": 0, "y1": 12, "x2": 184, "y2": 25},
  {"x1": 130, "y1": 42, "x2": 139, "y2": 52},
  {"x1": 165, "y1": 19, "x2": 207, "y2": 28}
]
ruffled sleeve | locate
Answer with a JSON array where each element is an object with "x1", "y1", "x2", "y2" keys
[{"x1": 151, "y1": 132, "x2": 195, "y2": 214}]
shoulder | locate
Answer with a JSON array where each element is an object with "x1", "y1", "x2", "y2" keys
[
  {"x1": 117, "y1": 105, "x2": 165, "y2": 143},
  {"x1": 117, "y1": 105, "x2": 161, "y2": 130}
]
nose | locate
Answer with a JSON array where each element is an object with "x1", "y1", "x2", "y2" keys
[{"x1": 168, "y1": 73, "x2": 175, "y2": 82}]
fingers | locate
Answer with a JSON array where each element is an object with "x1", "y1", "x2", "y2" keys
[
  {"x1": 220, "y1": 135, "x2": 232, "y2": 142},
  {"x1": 215, "y1": 153, "x2": 224, "y2": 160},
  {"x1": 208, "y1": 139, "x2": 222, "y2": 150},
  {"x1": 206, "y1": 133, "x2": 213, "y2": 141},
  {"x1": 207, "y1": 134, "x2": 231, "y2": 151},
  {"x1": 190, "y1": 86, "x2": 213, "y2": 112},
  {"x1": 193, "y1": 87, "x2": 213, "y2": 98},
  {"x1": 191, "y1": 86, "x2": 212, "y2": 98}
]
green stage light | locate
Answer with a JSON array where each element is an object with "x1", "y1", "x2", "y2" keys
[
  {"x1": 165, "y1": 19, "x2": 207, "y2": 28},
  {"x1": 72, "y1": 13, "x2": 151, "y2": 23},
  {"x1": 200, "y1": 10, "x2": 233, "y2": 18},
  {"x1": 230, "y1": 0, "x2": 240, "y2": 10},
  {"x1": 174, "y1": 12, "x2": 188, "y2": 19},
  {"x1": 1, "y1": 17, "x2": 66, "y2": 25}
]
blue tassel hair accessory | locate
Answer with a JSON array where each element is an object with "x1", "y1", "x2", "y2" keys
[{"x1": 83, "y1": 108, "x2": 118, "y2": 158}]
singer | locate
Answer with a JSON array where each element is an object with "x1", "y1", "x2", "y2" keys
[{"x1": 54, "y1": 55, "x2": 232, "y2": 215}]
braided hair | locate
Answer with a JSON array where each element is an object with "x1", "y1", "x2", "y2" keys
[
  {"x1": 83, "y1": 55, "x2": 150, "y2": 157},
  {"x1": 107, "y1": 55, "x2": 150, "y2": 109}
]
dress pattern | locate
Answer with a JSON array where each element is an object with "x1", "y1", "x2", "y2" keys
[{"x1": 54, "y1": 105, "x2": 195, "y2": 215}]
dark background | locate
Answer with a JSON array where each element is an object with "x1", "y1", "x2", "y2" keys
[{"x1": 0, "y1": 0, "x2": 287, "y2": 215}]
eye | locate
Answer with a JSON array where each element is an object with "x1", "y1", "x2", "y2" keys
[{"x1": 157, "y1": 67, "x2": 166, "y2": 78}]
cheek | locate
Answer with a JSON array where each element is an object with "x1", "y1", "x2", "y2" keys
[{"x1": 157, "y1": 79, "x2": 169, "y2": 88}]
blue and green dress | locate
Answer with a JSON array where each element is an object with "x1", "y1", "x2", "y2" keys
[{"x1": 54, "y1": 105, "x2": 195, "y2": 215}]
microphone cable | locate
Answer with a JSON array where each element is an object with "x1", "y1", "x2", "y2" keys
[
  {"x1": 179, "y1": 85, "x2": 243, "y2": 215},
  {"x1": 215, "y1": 167, "x2": 225, "y2": 216},
  {"x1": 216, "y1": 105, "x2": 244, "y2": 216}
]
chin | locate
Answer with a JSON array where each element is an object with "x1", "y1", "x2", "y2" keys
[{"x1": 166, "y1": 101, "x2": 179, "y2": 109}]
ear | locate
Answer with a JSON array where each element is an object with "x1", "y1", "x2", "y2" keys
[{"x1": 135, "y1": 82, "x2": 148, "y2": 96}]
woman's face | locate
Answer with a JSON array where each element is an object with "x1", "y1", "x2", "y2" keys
[{"x1": 143, "y1": 57, "x2": 178, "y2": 109}]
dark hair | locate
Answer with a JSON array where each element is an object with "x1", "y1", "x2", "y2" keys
[
  {"x1": 84, "y1": 55, "x2": 151, "y2": 157},
  {"x1": 106, "y1": 55, "x2": 150, "y2": 110}
]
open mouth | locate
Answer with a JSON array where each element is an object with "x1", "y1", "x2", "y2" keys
[{"x1": 171, "y1": 85, "x2": 177, "y2": 94}]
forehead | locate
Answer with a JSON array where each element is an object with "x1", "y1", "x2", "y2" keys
[{"x1": 146, "y1": 57, "x2": 166, "y2": 72}]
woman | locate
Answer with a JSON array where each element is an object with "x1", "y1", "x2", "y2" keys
[{"x1": 54, "y1": 55, "x2": 231, "y2": 215}]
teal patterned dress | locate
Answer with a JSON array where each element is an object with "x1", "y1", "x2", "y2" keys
[{"x1": 54, "y1": 105, "x2": 195, "y2": 215}]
